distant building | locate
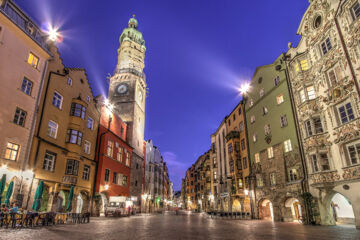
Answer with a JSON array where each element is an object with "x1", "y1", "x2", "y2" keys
[
  {"x1": 144, "y1": 140, "x2": 173, "y2": 212},
  {"x1": 0, "y1": 0, "x2": 51, "y2": 208},
  {"x1": 225, "y1": 102, "x2": 251, "y2": 214}
]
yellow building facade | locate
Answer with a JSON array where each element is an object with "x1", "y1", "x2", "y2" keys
[
  {"x1": 28, "y1": 46, "x2": 99, "y2": 212},
  {"x1": 225, "y1": 102, "x2": 251, "y2": 214}
]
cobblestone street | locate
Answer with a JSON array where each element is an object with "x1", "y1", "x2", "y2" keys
[{"x1": 0, "y1": 211, "x2": 359, "y2": 240}]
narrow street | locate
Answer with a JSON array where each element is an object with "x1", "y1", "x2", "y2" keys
[{"x1": 1, "y1": 211, "x2": 359, "y2": 240}]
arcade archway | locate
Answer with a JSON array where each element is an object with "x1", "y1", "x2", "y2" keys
[
  {"x1": 331, "y1": 193, "x2": 355, "y2": 225},
  {"x1": 259, "y1": 199, "x2": 273, "y2": 221},
  {"x1": 284, "y1": 197, "x2": 302, "y2": 222}
]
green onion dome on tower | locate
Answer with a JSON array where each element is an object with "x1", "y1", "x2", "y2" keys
[{"x1": 120, "y1": 15, "x2": 146, "y2": 50}]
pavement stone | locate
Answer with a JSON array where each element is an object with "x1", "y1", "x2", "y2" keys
[{"x1": 0, "y1": 211, "x2": 359, "y2": 240}]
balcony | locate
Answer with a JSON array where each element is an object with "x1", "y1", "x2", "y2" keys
[
  {"x1": 225, "y1": 131, "x2": 240, "y2": 142},
  {"x1": 310, "y1": 170, "x2": 340, "y2": 186},
  {"x1": 342, "y1": 164, "x2": 360, "y2": 181}
]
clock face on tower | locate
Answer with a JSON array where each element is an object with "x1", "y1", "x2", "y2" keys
[{"x1": 116, "y1": 83, "x2": 128, "y2": 94}]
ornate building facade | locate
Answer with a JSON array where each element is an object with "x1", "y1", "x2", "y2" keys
[
  {"x1": 287, "y1": 0, "x2": 360, "y2": 228},
  {"x1": 108, "y1": 16, "x2": 147, "y2": 208}
]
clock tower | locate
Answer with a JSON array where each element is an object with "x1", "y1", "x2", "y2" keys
[{"x1": 108, "y1": 16, "x2": 146, "y2": 203}]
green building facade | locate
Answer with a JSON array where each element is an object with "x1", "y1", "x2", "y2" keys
[{"x1": 244, "y1": 54, "x2": 306, "y2": 222}]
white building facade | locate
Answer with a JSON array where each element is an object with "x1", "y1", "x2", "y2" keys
[{"x1": 287, "y1": 0, "x2": 360, "y2": 228}]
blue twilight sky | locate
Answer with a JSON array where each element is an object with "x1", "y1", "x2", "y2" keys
[{"x1": 16, "y1": 0, "x2": 309, "y2": 191}]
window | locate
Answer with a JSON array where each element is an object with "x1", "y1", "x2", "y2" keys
[
  {"x1": 21, "y1": 77, "x2": 33, "y2": 95},
  {"x1": 43, "y1": 151, "x2": 56, "y2": 171},
  {"x1": 241, "y1": 139, "x2": 245, "y2": 150},
  {"x1": 233, "y1": 114, "x2": 236, "y2": 121},
  {"x1": 259, "y1": 88, "x2": 264, "y2": 98},
  {"x1": 255, "y1": 153, "x2": 260, "y2": 163},
  {"x1": 270, "y1": 173, "x2": 276, "y2": 186},
  {"x1": 83, "y1": 165, "x2": 90, "y2": 180},
  {"x1": 347, "y1": 142, "x2": 360, "y2": 165},
  {"x1": 321, "y1": 38, "x2": 332, "y2": 55},
  {"x1": 67, "y1": 77, "x2": 72, "y2": 86},
  {"x1": 238, "y1": 179, "x2": 243, "y2": 188},
  {"x1": 238, "y1": 107, "x2": 242, "y2": 115},
  {"x1": 274, "y1": 76, "x2": 280, "y2": 86},
  {"x1": 250, "y1": 115, "x2": 255, "y2": 123},
  {"x1": 305, "y1": 120, "x2": 313, "y2": 137},
  {"x1": 13, "y1": 108, "x2": 27, "y2": 127},
  {"x1": 264, "y1": 124, "x2": 271, "y2": 135},
  {"x1": 338, "y1": 102, "x2": 355, "y2": 124},
  {"x1": 351, "y1": 2, "x2": 360, "y2": 20},
  {"x1": 262, "y1": 106, "x2": 268, "y2": 115},
  {"x1": 311, "y1": 154, "x2": 319, "y2": 172},
  {"x1": 327, "y1": 69, "x2": 337, "y2": 86},
  {"x1": 253, "y1": 133, "x2": 257, "y2": 142},
  {"x1": 228, "y1": 143, "x2": 233, "y2": 153},
  {"x1": 70, "y1": 103, "x2": 86, "y2": 119},
  {"x1": 300, "y1": 59, "x2": 309, "y2": 71},
  {"x1": 27, "y1": 52, "x2": 39, "y2": 68},
  {"x1": 228, "y1": 119, "x2": 231, "y2": 125},
  {"x1": 284, "y1": 139, "x2": 292, "y2": 152},
  {"x1": 4, "y1": 142, "x2": 20, "y2": 161},
  {"x1": 237, "y1": 159, "x2": 242, "y2": 170},
  {"x1": 280, "y1": 115, "x2": 288, "y2": 127},
  {"x1": 314, "y1": 15, "x2": 322, "y2": 28},
  {"x1": 276, "y1": 94, "x2": 284, "y2": 104},
  {"x1": 113, "y1": 172, "x2": 117, "y2": 184},
  {"x1": 86, "y1": 96, "x2": 90, "y2": 102},
  {"x1": 294, "y1": 63, "x2": 300, "y2": 73},
  {"x1": 117, "y1": 147, "x2": 123, "y2": 162},
  {"x1": 243, "y1": 157, "x2": 247, "y2": 169},
  {"x1": 313, "y1": 117, "x2": 324, "y2": 134},
  {"x1": 47, "y1": 120, "x2": 58, "y2": 138},
  {"x1": 84, "y1": 140, "x2": 91, "y2": 154},
  {"x1": 239, "y1": 122, "x2": 244, "y2": 132},
  {"x1": 300, "y1": 89, "x2": 306, "y2": 103},
  {"x1": 66, "y1": 129, "x2": 83, "y2": 145},
  {"x1": 87, "y1": 117, "x2": 94, "y2": 130},
  {"x1": 307, "y1": 86, "x2": 316, "y2": 100},
  {"x1": 52, "y1": 92, "x2": 63, "y2": 109},
  {"x1": 249, "y1": 99, "x2": 254, "y2": 107},
  {"x1": 104, "y1": 169, "x2": 110, "y2": 182},
  {"x1": 65, "y1": 159, "x2": 79, "y2": 175},
  {"x1": 214, "y1": 171, "x2": 217, "y2": 180},
  {"x1": 267, "y1": 147, "x2": 274, "y2": 159},
  {"x1": 319, "y1": 153, "x2": 330, "y2": 171},
  {"x1": 256, "y1": 175, "x2": 264, "y2": 187},
  {"x1": 126, "y1": 152, "x2": 130, "y2": 166},
  {"x1": 289, "y1": 169, "x2": 298, "y2": 182},
  {"x1": 107, "y1": 140, "x2": 114, "y2": 157},
  {"x1": 122, "y1": 175, "x2": 128, "y2": 186}
]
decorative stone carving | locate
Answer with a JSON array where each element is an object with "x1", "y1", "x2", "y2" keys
[
  {"x1": 342, "y1": 165, "x2": 360, "y2": 180},
  {"x1": 333, "y1": 119, "x2": 360, "y2": 144},
  {"x1": 303, "y1": 134, "x2": 331, "y2": 152},
  {"x1": 311, "y1": 171, "x2": 340, "y2": 184}
]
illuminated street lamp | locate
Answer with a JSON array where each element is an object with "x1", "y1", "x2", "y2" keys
[
  {"x1": 104, "y1": 184, "x2": 109, "y2": 190},
  {"x1": 239, "y1": 82, "x2": 251, "y2": 95}
]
